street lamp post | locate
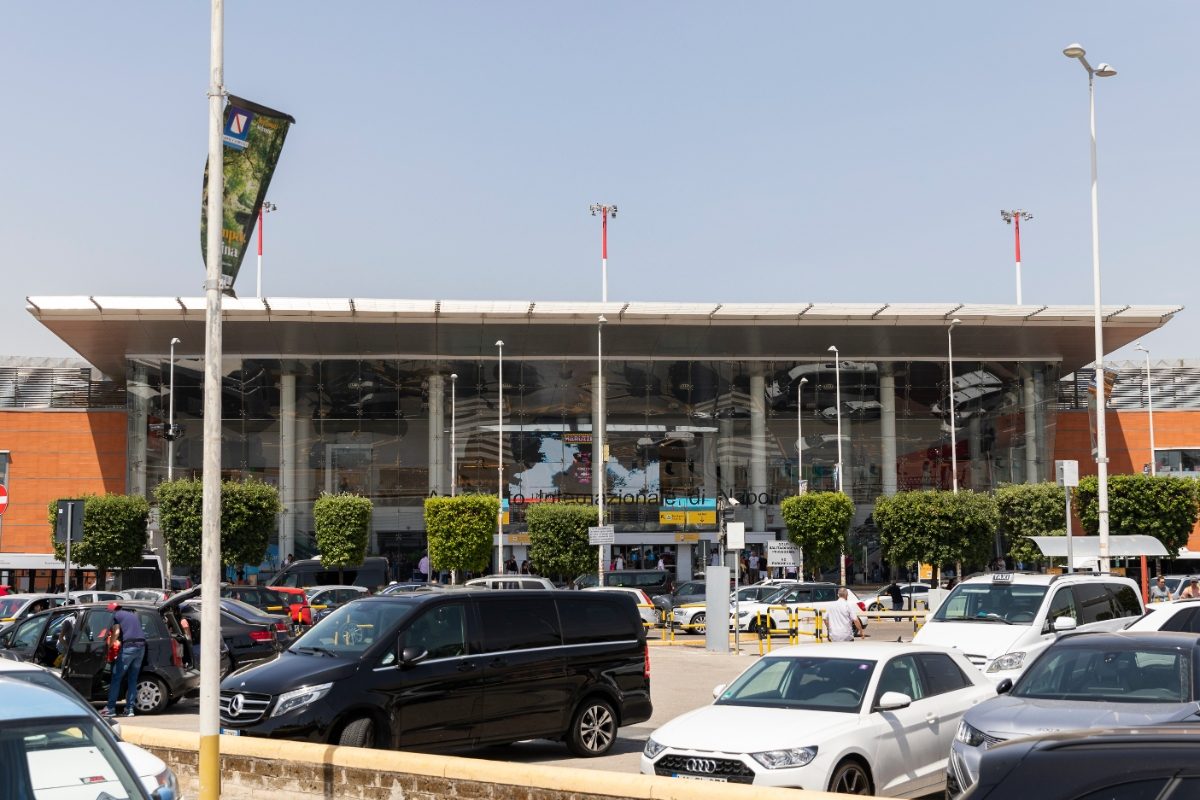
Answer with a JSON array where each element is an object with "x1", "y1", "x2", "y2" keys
[
  {"x1": 1135, "y1": 343, "x2": 1156, "y2": 476},
  {"x1": 597, "y1": 315, "x2": 607, "y2": 587},
  {"x1": 589, "y1": 203, "x2": 617, "y2": 302},
  {"x1": 1000, "y1": 210, "x2": 1033, "y2": 305},
  {"x1": 796, "y1": 375, "x2": 808, "y2": 580},
  {"x1": 167, "y1": 338, "x2": 181, "y2": 482},
  {"x1": 495, "y1": 341, "x2": 504, "y2": 574},
  {"x1": 1064, "y1": 42, "x2": 1117, "y2": 572},
  {"x1": 450, "y1": 373, "x2": 458, "y2": 496},
  {"x1": 947, "y1": 319, "x2": 962, "y2": 493},
  {"x1": 256, "y1": 201, "x2": 276, "y2": 299},
  {"x1": 827, "y1": 346, "x2": 846, "y2": 585}
]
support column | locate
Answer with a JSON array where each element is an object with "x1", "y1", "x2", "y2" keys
[
  {"x1": 968, "y1": 415, "x2": 985, "y2": 489},
  {"x1": 296, "y1": 415, "x2": 314, "y2": 557},
  {"x1": 879, "y1": 363, "x2": 897, "y2": 497},
  {"x1": 591, "y1": 375, "x2": 608, "y2": 568},
  {"x1": 128, "y1": 363, "x2": 150, "y2": 498},
  {"x1": 750, "y1": 374, "x2": 767, "y2": 533},
  {"x1": 1023, "y1": 367, "x2": 1038, "y2": 483},
  {"x1": 428, "y1": 374, "x2": 445, "y2": 496},
  {"x1": 718, "y1": 418, "x2": 735, "y2": 498},
  {"x1": 279, "y1": 373, "x2": 297, "y2": 564}
]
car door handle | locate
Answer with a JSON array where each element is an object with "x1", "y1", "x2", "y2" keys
[
  {"x1": 925, "y1": 713, "x2": 937, "y2": 724},
  {"x1": 457, "y1": 662, "x2": 478, "y2": 673}
]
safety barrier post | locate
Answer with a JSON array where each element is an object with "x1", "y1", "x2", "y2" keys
[
  {"x1": 788, "y1": 608, "x2": 798, "y2": 646},
  {"x1": 815, "y1": 610, "x2": 824, "y2": 642}
]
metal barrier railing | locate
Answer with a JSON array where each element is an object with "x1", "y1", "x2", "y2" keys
[
  {"x1": 860, "y1": 609, "x2": 928, "y2": 634},
  {"x1": 753, "y1": 605, "x2": 823, "y2": 655}
]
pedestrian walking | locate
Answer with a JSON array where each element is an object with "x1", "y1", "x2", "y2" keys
[{"x1": 888, "y1": 581, "x2": 904, "y2": 622}]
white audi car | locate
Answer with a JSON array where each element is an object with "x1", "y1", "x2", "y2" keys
[{"x1": 640, "y1": 642, "x2": 992, "y2": 796}]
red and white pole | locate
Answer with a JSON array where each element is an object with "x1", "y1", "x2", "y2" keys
[
  {"x1": 1013, "y1": 213, "x2": 1023, "y2": 306},
  {"x1": 256, "y1": 205, "x2": 264, "y2": 298}
]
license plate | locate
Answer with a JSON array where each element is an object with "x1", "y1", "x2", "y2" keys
[
  {"x1": 673, "y1": 774, "x2": 726, "y2": 782},
  {"x1": 221, "y1": 728, "x2": 241, "y2": 736}
]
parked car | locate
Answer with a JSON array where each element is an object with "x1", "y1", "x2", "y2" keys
[
  {"x1": 869, "y1": 583, "x2": 931, "y2": 611},
  {"x1": 948, "y1": 630, "x2": 1200, "y2": 799},
  {"x1": 122, "y1": 588, "x2": 172, "y2": 603},
  {"x1": 380, "y1": 582, "x2": 436, "y2": 595},
  {"x1": 1126, "y1": 598, "x2": 1200, "y2": 632},
  {"x1": 912, "y1": 571, "x2": 1144, "y2": 680},
  {"x1": 640, "y1": 642, "x2": 993, "y2": 794},
  {"x1": 219, "y1": 590, "x2": 652, "y2": 756},
  {"x1": 670, "y1": 583, "x2": 788, "y2": 634},
  {"x1": 573, "y1": 569, "x2": 674, "y2": 596},
  {"x1": 0, "y1": 676, "x2": 170, "y2": 799},
  {"x1": 463, "y1": 575, "x2": 556, "y2": 591},
  {"x1": 265, "y1": 585, "x2": 313, "y2": 629},
  {"x1": 178, "y1": 597, "x2": 291, "y2": 676},
  {"x1": 959, "y1": 725, "x2": 1200, "y2": 800},
  {"x1": 305, "y1": 585, "x2": 370, "y2": 622},
  {"x1": 0, "y1": 593, "x2": 70, "y2": 635},
  {"x1": 0, "y1": 588, "x2": 200, "y2": 714},
  {"x1": 651, "y1": 579, "x2": 708, "y2": 614},
  {"x1": 221, "y1": 584, "x2": 291, "y2": 615},
  {"x1": 71, "y1": 590, "x2": 127, "y2": 605},
  {"x1": 583, "y1": 586, "x2": 658, "y2": 626},
  {"x1": 0, "y1": 657, "x2": 181, "y2": 798},
  {"x1": 267, "y1": 556, "x2": 390, "y2": 593},
  {"x1": 732, "y1": 583, "x2": 866, "y2": 634}
]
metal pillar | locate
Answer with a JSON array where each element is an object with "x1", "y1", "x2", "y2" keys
[
  {"x1": 279, "y1": 372, "x2": 297, "y2": 563},
  {"x1": 1023, "y1": 368, "x2": 1038, "y2": 483},
  {"x1": 428, "y1": 374, "x2": 445, "y2": 496},
  {"x1": 749, "y1": 374, "x2": 767, "y2": 533},
  {"x1": 879, "y1": 363, "x2": 897, "y2": 497}
]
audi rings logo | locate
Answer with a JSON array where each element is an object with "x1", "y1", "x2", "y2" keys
[
  {"x1": 685, "y1": 758, "x2": 718, "y2": 774},
  {"x1": 228, "y1": 694, "x2": 245, "y2": 717}
]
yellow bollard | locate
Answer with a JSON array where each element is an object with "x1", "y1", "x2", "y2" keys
[{"x1": 815, "y1": 611, "x2": 824, "y2": 642}]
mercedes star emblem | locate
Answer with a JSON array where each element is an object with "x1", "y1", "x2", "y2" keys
[{"x1": 229, "y1": 693, "x2": 245, "y2": 716}]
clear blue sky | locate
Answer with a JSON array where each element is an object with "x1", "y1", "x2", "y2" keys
[{"x1": 3, "y1": 3, "x2": 1195, "y2": 359}]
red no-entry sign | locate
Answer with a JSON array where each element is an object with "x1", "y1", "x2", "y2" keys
[{"x1": 0, "y1": 485, "x2": 9, "y2": 516}]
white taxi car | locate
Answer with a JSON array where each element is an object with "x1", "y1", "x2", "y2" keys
[{"x1": 732, "y1": 583, "x2": 865, "y2": 634}]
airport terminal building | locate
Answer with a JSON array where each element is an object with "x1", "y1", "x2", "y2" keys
[{"x1": 23, "y1": 296, "x2": 1180, "y2": 581}]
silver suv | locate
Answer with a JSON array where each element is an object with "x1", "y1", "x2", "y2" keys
[{"x1": 912, "y1": 571, "x2": 1143, "y2": 680}]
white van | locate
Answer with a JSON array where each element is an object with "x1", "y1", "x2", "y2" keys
[{"x1": 912, "y1": 571, "x2": 1143, "y2": 680}]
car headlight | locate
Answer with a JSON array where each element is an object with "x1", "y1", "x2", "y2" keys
[
  {"x1": 270, "y1": 682, "x2": 334, "y2": 718},
  {"x1": 643, "y1": 737, "x2": 666, "y2": 759},
  {"x1": 751, "y1": 746, "x2": 818, "y2": 769},
  {"x1": 956, "y1": 719, "x2": 987, "y2": 747},
  {"x1": 987, "y1": 651, "x2": 1025, "y2": 672},
  {"x1": 154, "y1": 765, "x2": 179, "y2": 799}
]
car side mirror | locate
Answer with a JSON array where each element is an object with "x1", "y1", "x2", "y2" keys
[
  {"x1": 712, "y1": 683, "x2": 727, "y2": 699},
  {"x1": 400, "y1": 646, "x2": 428, "y2": 668},
  {"x1": 996, "y1": 678, "x2": 1014, "y2": 695},
  {"x1": 151, "y1": 787, "x2": 176, "y2": 800},
  {"x1": 1053, "y1": 616, "x2": 1077, "y2": 633},
  {"x1": 876, "y1": 691, "x2": 912, "y2": 711}
]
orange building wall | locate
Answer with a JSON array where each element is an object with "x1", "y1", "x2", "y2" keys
[
  {"x1": 1054, "y1": 409, "x2": 1200, "y2": 551},
  {"x1": 0, "y1": 410, "x2": 127, "y2": 554}
]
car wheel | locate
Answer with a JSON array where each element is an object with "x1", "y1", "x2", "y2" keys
[
  {"x1": 566, "y1": 697, "x2": 617, "y2": 757},
  {"x1": 691, "y1": 613, "x2": 706, "y2": 634},
  {"x1": 867, "y1": 602, "x2": 883, "y2": 612},
  {"x1": 828, "y1": 759, "x2": 873, "y2": 795},
  {"x1": 135, "y1": 676, "x2": 169, "y2": 715},
  {"x1": 338, "y1": 717, "x2": 376, "y2": 748}
]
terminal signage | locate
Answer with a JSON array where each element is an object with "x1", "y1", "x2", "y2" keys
[
  {"x1": 588, "y1": 525, "x2": 615, "y2": 545},
  {"x1": 767, "y1": 541, "x2": 801, "y2": 568}
]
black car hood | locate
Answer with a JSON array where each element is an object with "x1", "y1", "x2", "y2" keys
[{"x1": 219, "y1": 650, "x2": 358, "y2": 694}]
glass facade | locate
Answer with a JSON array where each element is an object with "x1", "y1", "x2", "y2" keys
[{"x1": 127, "y1": 356, "x2": 1059, "y2": 582}]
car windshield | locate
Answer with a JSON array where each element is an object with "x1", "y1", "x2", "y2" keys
[
  {"x1": 290, "y1": 600, "x2": 415, "y2": 656},
  {"x1": 716, "y1": 656, "x2": 876, "y2": 713},
  {"x1": 5, "y1": 716, "x2": 146, "y2": 799},
  {"x1": 931, "y1": 582, "x2": 1048, "y2": 624},
  {"x1": 1014, "y1": 644, "x2": 1193, "y2": 703}
]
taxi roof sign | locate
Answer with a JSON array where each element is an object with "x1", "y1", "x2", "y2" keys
[{"x1": 991, "y1": 572, "x2": 1015, "y2": 583}]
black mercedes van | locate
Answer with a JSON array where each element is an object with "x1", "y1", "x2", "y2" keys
[
  {"x1": 218, "y1": 590, "x2": 651, "y2": 756},
  {"x1": 267, "y1": 556, "x2": 390, "y2": 592}
]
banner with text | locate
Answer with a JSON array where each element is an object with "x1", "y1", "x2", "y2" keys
[{"x1": 201, "y1": 96, "x2": 295, "y2": 290}]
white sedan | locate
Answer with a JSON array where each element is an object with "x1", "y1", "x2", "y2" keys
[
  {"x1": 732, "y1": 583, "x2": 866, "y2": 633},
  {"x1": 640, "y1": 642, "x2": 993, "y2": 796},
  {"x1": 1125, "y1": 598, "x2": 1200, "y2": 632}
]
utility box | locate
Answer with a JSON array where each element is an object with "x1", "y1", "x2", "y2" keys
[
  {"x1": 704, "y1": 566, "x2": 731, "y2": 654},
  {"x1": 1056, "y1": 460, "x2": 1079, "y2": 487}
]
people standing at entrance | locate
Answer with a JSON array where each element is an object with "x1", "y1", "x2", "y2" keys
[
  {"x1": 656, "y1": 555, "x2": 665, "y2": 571},
  {"x1": 615, "y1": 554, "x2": 625, "y2": 570},
  {"x1": 417, "y1": 554, "x2": 430, "y2": 582},
  {"x1": 747, "y1": 552, "x2": 760, "y2": 584},
  {"x1": 102, "y1": 602, "x2": 146, "y2": 717},
  {"x1": 710, "y1": 551, "x2": 720, "y2": 567},
  {"x1": 504, "y1": 556, "x2": 518, "y2": 574},
  {"x1": 825, "y1": 588, "x2": 867, "y2": 642}
]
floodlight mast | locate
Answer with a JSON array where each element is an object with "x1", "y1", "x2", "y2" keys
[
  {"x1": 1000, "y1": 210, "x2": 1033, "y2": 304},
  {"x1": 589, "y1": 203, "x2": 617, "y2": 302}
]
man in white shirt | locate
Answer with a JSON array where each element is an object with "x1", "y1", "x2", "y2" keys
[
  {"x1": 418, "y1": 554, "x2": 430, "y2": 581},
  {"x1": 615, "y1": 555, "x2": 625, "y2": 570},
  {"x1": 825, "y1": 587, "x2": 867, "y2": 643}
]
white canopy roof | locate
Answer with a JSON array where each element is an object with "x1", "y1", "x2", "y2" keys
[{"x1": 1029, "y1": 535, "x2": 1169, "y2": 558}]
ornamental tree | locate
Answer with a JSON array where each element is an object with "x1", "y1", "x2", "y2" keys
[
  {"x1": 424, "y1": 494, "x2": 499, "y2": 582},
  {"x1": 995, "y1": 482, "x2": 1067, "y2": 566},
  {"x1": 874, "y1": 489, "x2": 997, "y2": 575},
  {"x1": 780, "y1": 492, "x2": 854, "y2": 577},
  {"x1": 313, "y1": 493, "x2": 374, "y2": 583},
  {"x1": 526, "y1": 503, "x2": 598, "y2": 582},
  {"x1": 155, "y1": 477, "x2": 280, "y2": 568},
  {"x1": 1075, "y1": 474, "x2": 1200, "y2": 555},
  {"x1": 48, "y1": 494, "x2": 149, "y2": 587}
]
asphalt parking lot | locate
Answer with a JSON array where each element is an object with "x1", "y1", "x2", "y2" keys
[{"x1": 127, "y1": 617, "x2": 923, "y2": 776}]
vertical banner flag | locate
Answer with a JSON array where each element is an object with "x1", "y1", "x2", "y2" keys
[{"x1": 200, "y1": 96, "x2": 295, "y2": 291}]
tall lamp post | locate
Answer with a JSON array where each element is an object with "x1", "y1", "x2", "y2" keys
[
  {"x1": 947, "y1": 319, "x2": 962, "y2": 493},
  {"x1": 450, "y1": 373, "x2": 458, "y2": 496},
  {"x1": 256, "y1": 201, "x2": 276, "y2": 299},
  {"x1": 589, "y1": 203, "x2": 617, "y2": 302},
  {"x1": 1000, "y1": 210, "x2": 1033, "y2": 305},
  {"x1": 1064, "y1": 42, "x2": 1117, "y2": 572},
  {"x1": 796, "y1": 375, "x2": 809, "y2": 580},
  {"x1": 827, "y1": 346, "x2": 846, "y2": 585},
  {"x1": 597, "y1": 315, "x2": 607, "y2": 587},
  {"x1": 495, "y1": 341, "x2": 505, "y2": 574},
  {"x1": 167, "y1": 338, "x2": 181, "y2": 482},
  {"x1": 1135, "y1": 343, "x2": 1156, "y2": 476}
]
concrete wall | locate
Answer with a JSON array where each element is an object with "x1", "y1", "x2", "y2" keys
[{"x1": 123, "y1": 727, "x2": 865, "y2": 800}]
